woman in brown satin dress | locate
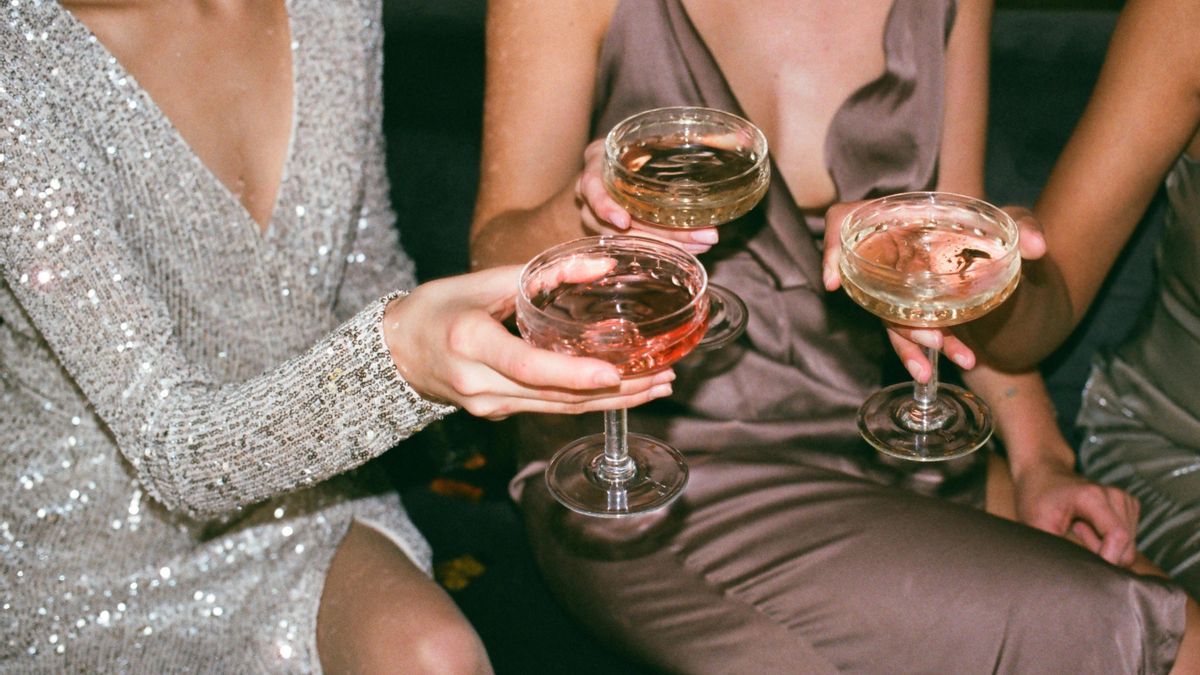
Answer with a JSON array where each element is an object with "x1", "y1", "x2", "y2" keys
[{"x1": 469, "y1": 1, "x2": 1200, "y2": 673}]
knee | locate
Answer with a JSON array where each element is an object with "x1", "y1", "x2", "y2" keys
[
  {"x1": 356, "y1": 609, "x2": 491, "y2": 675},
  {"x1": 403, "y1": 615, "x2": 491, "y2": 675}
]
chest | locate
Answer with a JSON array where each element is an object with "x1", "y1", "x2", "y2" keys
[
  {"x1": 62, "y1": 1, "x2": 295, "y2": 230},
  {"x1": 681, "y1": 0, "x2": 895, "y2": 208}
]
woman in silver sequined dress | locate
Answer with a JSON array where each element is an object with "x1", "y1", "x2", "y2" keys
[{"x1": 0, "y1": 1, "x2": 675, "y2": 672}]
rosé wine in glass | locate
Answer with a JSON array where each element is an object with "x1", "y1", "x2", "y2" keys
[{"x1": 517, "y1": 235, "x2": 709, "y2": 517}]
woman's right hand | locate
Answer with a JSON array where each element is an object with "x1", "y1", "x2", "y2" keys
[
  {"x1": 822, "y1": 201, "x2": 1048, "y2": 381},
  {"x1": 382, "y1": 265, "x2": 676, "y2": 420},
  {"x1": 575, "y1": 139, "x2": 719, "y2": 255}
]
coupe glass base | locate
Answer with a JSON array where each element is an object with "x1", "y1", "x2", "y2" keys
[
  {"x1": 545, "y1": 432, "x2": 689, "y2": 518},
  {"x1": 696, "y1": 283, "x2": 749, "y2": 352},
  {"x1": 857, "y1": 382, "x2": 993, "y2": 462}
]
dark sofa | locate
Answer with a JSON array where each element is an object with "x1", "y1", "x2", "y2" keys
[{"x1": 378, "y1": 5, "x2": 1162, "y2": 673}]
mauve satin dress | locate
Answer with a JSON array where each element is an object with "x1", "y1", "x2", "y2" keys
[{"x1": 510, "y1": 1, "x2": 1188, "y2": 672}]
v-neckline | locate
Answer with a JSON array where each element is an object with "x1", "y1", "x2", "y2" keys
[
  {"x1": 672, "y1": 0, "x2": 900, "y2": 216},
  {"x1": 53, "y1": 0, "x2": 301, "y2": 241}
]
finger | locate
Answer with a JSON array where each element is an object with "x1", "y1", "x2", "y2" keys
[
  {"x1": 578, "y1": 169, "x2": 631, "y2": 231},
  {"x1": 941, "y1": 334, "x2": 977, "y2": 370},
  {"x1": 886, "y1": 327, "x2": 932, "y2": 383},
  {"x1": 482, "y1": 327, "x2": 634, "y2": 389},
  {"x1": 448, "y1": 265, "x2": 524, "y2": 314},
  {"x1": 500, "y1": 369, "x2": 675, "y2": 405},
  {"x1": 463, "y1": 380, "x2": 675, "y2": 420},
  {"x1": 1003, "y1": 205, "x2": 1046, "y2": 261},
  {"x1": 628, "y1": 222, "x2": 717, "y2": 252},
  {"x1": 1068, "y1": 520, "x2": 1104, "y2": 555},
  {"x1": 1078, "y1": 496, "x2": 1134, "y2": 566},
  {"x1": 1126, "y1": 492, "x2": 1141, "y2": 527},
  {"x1": 695, "y1": 130, "x2": 744, "y2": 151}
]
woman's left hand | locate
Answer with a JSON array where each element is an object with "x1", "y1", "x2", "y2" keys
[
  {"x1": 821, "y1": 202, "x2": 1047, "y2": 381},
  {"x1": 1012, "y1": 456, "x2": 1140, "y2": 568}
]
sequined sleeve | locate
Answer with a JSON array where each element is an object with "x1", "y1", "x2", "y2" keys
[{"x1": 0, "y1": 139, "x2": 455, "y2": 519}]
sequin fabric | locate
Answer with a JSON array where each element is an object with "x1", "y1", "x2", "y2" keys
[{"x1": 0, "y1": 0, "x2": 455, "y2": 670}]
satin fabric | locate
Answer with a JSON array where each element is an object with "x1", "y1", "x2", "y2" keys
[
  {"x1": 1079, "y1": 154, "x2": 1200, "y2": 599},
  {"x1": 512, "y1": 1, "x2": 1189, "y2": 672}
]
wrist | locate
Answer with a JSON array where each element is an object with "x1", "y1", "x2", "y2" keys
[
  {"x1": 381, "y1": 291, "x2": 413, "y2": 378},
  {"x1": 1008, "y1": 442, "x2": 1077, "y2": 483}
]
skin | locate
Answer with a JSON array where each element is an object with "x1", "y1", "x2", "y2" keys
[
  {"x1": 470, "y1": 1, "x2": 1200, "y2": 670},
  {"x1": 58, "y1": 1, "x2": 674, "y2": 672},
  {"x1": 965, "y1": 0, "x2": 1200, "y2": 369}
]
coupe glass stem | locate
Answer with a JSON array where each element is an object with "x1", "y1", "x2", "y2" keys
[
  {"x1": 599, "y1": 409, "x2": 637, "y2": 483},
  {"x1": 907, "y1": 346, "x2": 941, "y2": 433}
]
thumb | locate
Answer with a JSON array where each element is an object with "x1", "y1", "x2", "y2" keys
[
  {"x1": 453, "y1": 264, "x2": 524, "y2": 315},
  {"x1": 822, "y1": 200, "x2": 866, "y2": 291}
]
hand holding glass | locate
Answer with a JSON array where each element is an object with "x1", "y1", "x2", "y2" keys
[
  {"x1": 517, "y1": 236, "x2": 709, "y2": 517},
  {"x1": 603, "y1": 106, "x2": 769, "y2": 350},
  {"x1": 838, "y1": 192, "x2": 1021, "y2": 461}
]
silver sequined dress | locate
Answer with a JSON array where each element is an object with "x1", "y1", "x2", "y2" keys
[{"x1": 0, "y1": 1, "x2": 455, "y2": 671}]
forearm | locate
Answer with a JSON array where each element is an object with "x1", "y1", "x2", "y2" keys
[
  {"x1": 469, "y1": 183, "x2": 584, "y2": 270},
  {"x1": 958, "y1": 252, "x2": 1078, "y2": 370},
  {"x1": 960, "y1": 363, "x2": 1076, "y2": 480}
]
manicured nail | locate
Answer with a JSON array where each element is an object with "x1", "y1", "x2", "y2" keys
[
  {"x1": 691, "y1": 230, "x2": 719, "y2": 244},
  {"x1": 910, "y1": 330, "x2": 942, "y2": 349},
  {"x1": 952, "y1": 352, "x2": 973, "y2": 368},
  {"x1": 594, "y1": 370, "x2": 622, "y2": 387},
  {"x1": 649, "y1": 383, "x2": 673, "y2": 398},
  {"x1": 823, "y1": 267, "x2": 839, "y2": 290},
  {"x1": 905, "y1": 359, "x2": 925, "y2": 382},
  {"x1": 652, "y1": 370, "x2": 676, "y2": 384}
]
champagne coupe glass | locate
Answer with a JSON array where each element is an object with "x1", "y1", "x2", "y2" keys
[
  {"x1": 603, "y1": 106, "x2": 769, "y2": 351},
  {"x1": 838, "y1": 192, "x2": 1021, "y2": 461},
  {"x1": 517, "y1": 235, "x2": 710, "y2": 517}
]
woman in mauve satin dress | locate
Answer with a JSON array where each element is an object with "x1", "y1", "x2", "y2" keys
[{"x1": 470, "y1": 0, "x2": 1200, "y2": 672}]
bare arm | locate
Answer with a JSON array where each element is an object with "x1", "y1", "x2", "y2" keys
[
  {"x1": 932, "y1": 1, "x2": 1138, "y2": 563},
  {"x1": 468, "y1": 0, "x2": 615, "y2": 270},
  {"x1": 962, "y1": 366, "x2": 1139, "y2": 567},
  {"x1": 965, "y1": 0, "x2": 1200, "y2": 368},
  {"x1": 937, "y1": 0, "x2": 991, "y2": 198}
]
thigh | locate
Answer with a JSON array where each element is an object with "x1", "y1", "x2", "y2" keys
[
  {"x1": 522, "y1": 448, "x2": 1187, "y2": 675},
  {"x1": 317, "y1": 521, "x2": 492, "y2": 675}
]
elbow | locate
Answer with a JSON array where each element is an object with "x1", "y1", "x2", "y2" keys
[
  {"x1": 131, "y1": 442, "x2": 248, "y2": 521},
  {"x1": 962, "y1": 262, "x2": 1079, "y2": 372}
]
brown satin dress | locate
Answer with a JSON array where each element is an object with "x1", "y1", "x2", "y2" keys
[{"x1": 510, "y1": 2, "x2": 1188, "y2": 672}]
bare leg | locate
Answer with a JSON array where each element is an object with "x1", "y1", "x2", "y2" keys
[
  {"x1": 317, "y1": 521, "x2": 493, "y2": 675},
  {"x1": 986, "y1": 453, "x2": 1200, "y2": 674}
]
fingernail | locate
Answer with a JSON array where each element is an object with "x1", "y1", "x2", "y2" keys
[
  {"x1": 905, "y1": 359, "x2": 925, "y2": 382},
  {"x1": 691, "y1": 230, "x2": 719, "y2": 244},
  {"x1": 652, "y1": 370, "x2": 676, "y2": 384},
  {"x1": 910, "y1": 330, "x2": 942, "y2": 349},
  {"x1": 952, "y1": 352, "x2": 973, "y2": 368},
  {"x1": 594, "y1": 370, "x2": 622, "y2": 387},
  {"x1": 649, "y1": 383, "x2": 673, "y2": 398},
  {"x1": 823, "y1": 268, "x2": 839, "y2": 290}
]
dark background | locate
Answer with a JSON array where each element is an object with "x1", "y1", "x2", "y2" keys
[{"x1": 379, "y1": 3, "x2": 1161, "y2": 673}]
